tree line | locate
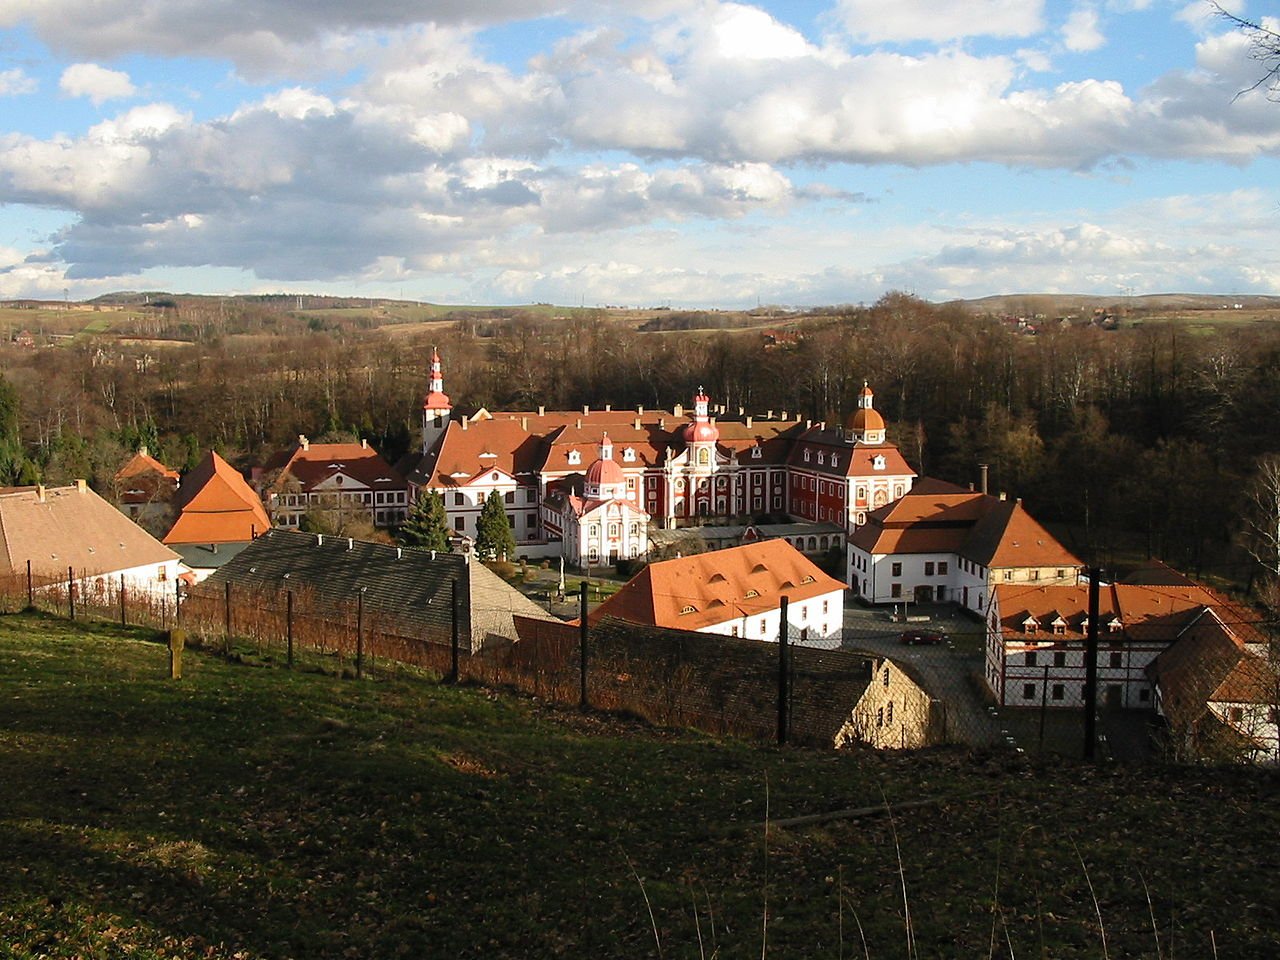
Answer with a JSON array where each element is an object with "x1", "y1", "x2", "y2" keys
[{"x1": 3, "y1": 292, "x2": 1280, "y2": 594}]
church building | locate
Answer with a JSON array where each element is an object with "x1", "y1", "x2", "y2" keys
[{"x1": 399, "y1": 352, "x2": 917, "y2": 571}]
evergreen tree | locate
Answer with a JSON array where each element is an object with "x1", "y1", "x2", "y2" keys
[
  {"x1": 399, "y1": 490, "x2": 451, "y2": 552},
  {"x1": 0, "y1": 375, "x2": 34, "y2": 485},
  {"x1": 474, "y1": 490, "x2": 516, "y2": 561}
]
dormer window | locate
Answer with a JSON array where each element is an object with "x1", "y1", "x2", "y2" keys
[
  {"x1": 752, "y1": 446, "x2": 762, "y2": 459},
  {"x1": 817, "y1": 452, "x2": 825, "y2": 465},
  {"x1": 831, "y1": 455, "x2": 839, "y2": 468},
  {"x1": 804, "y1": 450, "x2": 811, "y2": 462},
  {"x1": 744, "y1": 589, "x2": 760, "y2": 599},
  {"x1": 872, "y1": 454, "x2": 886, "y2": 471},
  {"x1": 479, "y1": 450, "x2": 496, "y2": 459},
  {"x1": 680, "y1": 604, "x2": 697, "y2": 615},
  {"x1": 622, "y1": 447, "x2": 636, "y2": 462},
  {"x1": 801, "y1": 575, "x2": 816, "y2": 584},
  {"x1": 1107, "y1": 618, "x2": 1122, "y2": 632},
  {"x1": 567, "y1": 450, "x2": 581, "y2": 465},
  {"x1": 1022, "y1": 616, "x2": 1039, "y2": 633}
]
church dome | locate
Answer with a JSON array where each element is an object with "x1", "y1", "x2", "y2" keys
[
  {"x1": 683, "y1": 419, "x2": 720, "y2": 444},
  {"x1": 845, "y1": 407, "x2": 885, "y2": 435},
  {"x1": 585, "y1": 454, "x2": 626, "y2": 488}
]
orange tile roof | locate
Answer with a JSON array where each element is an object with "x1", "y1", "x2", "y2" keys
[
  {"x1": 0, "y1": 483, "x2": 179, "y2": 578},
  {"x1": 115, "y1": 449, "x2": 180, "y2": 483},
  {"x1": 1148, "y1": 611, "x2": 1277, "y2": 728},
  {"x1": 164, "y1": 451, "x2": 272, "y2": 545},
  {"x1": 850, "y1": 488, "x2": 1081, "y2": 571},
  {"x1": 113, "y1": 449, "x2": 180, "y2": 504},
  {"x1": 589, "y1": 539, "x2": 845, "y2": 632},
  {"x1": 267, "y1": 441, "x2": 406, "y2": 492},
  {"x1": 787, "y1": 426, "x2": 917, "y2": 479}
]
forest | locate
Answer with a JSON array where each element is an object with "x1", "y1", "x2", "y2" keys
[{"x1": 3, "y1": 292, "x2": 1280, "y2": 596}]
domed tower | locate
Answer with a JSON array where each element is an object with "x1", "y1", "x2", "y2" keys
[
  {"x1": 683, "y1": 387, "x2": 720, "y2": 469},
  {"x1": 421, "y1": 347, "x2": 452, "y2": 453},
  {"x1": 584, "y1": 433, "x2": 627, "y2": 501},
  {"x1": 846, "y1": 381, "x2": 886, "y2": 444}
]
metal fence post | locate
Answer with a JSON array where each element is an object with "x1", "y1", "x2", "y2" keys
[
  {"x1": 224, "y1": 580, "x2": 232, "y2": 652},
  {"x1": 119, "y1": 574, "x2": 127, "y2": 627},
  {"x1": 26, "y1": 559, "x2": 32, "y2": 609},
  {"x1": 287, "y1": 589, "x2": 294, "y2": 667},
  {"x1": 777, "y1": 594, "x2": 790, "y2": 745},
  {"x1": 579, "y1": 581, "x2": 589, "y2": 712},
  {"x1": 356, "y1": 589, "x2": 365, "y2": 679},
  {"x1": 449, "y1": 578, "x2": 460, "y2": 684},
  {"x1": 67, "y1": 566, "x2": 75, "y2": 620},
  {"x1": 1084, "y1": 567, "x2": 1100, "y2": 760},
  {"x1": 174, "y1": 577, "x2": 182, "y2": 626}
]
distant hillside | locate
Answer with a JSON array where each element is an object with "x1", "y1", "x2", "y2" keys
[{"x1": 953, "y1": 292, "x2": 1280, "y2": 316}]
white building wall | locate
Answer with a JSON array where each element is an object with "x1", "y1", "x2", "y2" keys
[{"x1": 694, "y1": 588, "x2": 845, "y2": 648}]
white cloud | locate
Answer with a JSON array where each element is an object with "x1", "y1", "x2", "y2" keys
[
  {"x1": 59, "y1": 62, "x2": 137, "y2": 105},
  {"x1": 834, "y1": 0, "x2": 1044, "y2": 44},
  {"x1": 0, "y1": 68, "x2": 37, "y2": 96},
  {"x1": 1063, "y1": 5, "x2": 1106, "y2": 52}
]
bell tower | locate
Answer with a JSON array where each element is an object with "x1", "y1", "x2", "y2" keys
[{"x1": 421, "y1": 347, "x2": 452, "y2": 454}]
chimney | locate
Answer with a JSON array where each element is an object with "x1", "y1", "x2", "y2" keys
[
  {"x1": 633, "y1": 417, "x2": 641, "y2": 430},
  {"x1": 430, "y1": 550, "x2": 436, "y2": 561},
  {"x1": 576, "y1": 418, "x2": 582, "y2": 429},
  {"x1": 582, "y1": 404, "x2": 590, "y2": 415},
  {"x1": 461, "y1": 417, "x2": 469, "y2": 431},
  {"x1": 361, "y1": 438, "x2": 368, "y2": 449},
  {"x1": 396, "y1": 547, "x2": 403, "y2": 559},
  {"x1": 658, "y1": 418, "x2": 666, "y2": 429},
  {"x1": 781, "y1": 410, "x2": 788, "y2": 420},
  {"x1": 999, "y1": 492, "x2": 1007, "y2": 501},
  {"x1": 738, "y1": 406, "x2": 744, "y2": 416},
  {"x1": 139, "y1": 445, "x2": 148, "y2": 457},
  {"x1": 76, "y1": 479, "x2": 87, "y2": 494},
  {"x1": 979, "y1": 463, "x2": 989, "y2": 495},
  {"x1": 521, "y1": 416, "x2": 528, "y2": 431},
  {"x1": 605, "y1": 403, "x2": 612, "y2": 412},
  {"x1": 316, "y1": 534, "x2": 323, "y2": 546},
  {"x1": 746, "y1": 416, "x2": 753, "y2": 428},
  {"x1": 538, "y1": 405, "x2": 545, "y2": 416},
  {"x1": 36, "y1": 485, "x2": 45, "y2": 503},
  {"x1": 347, "y1": 537, "x2": 354, "y2": 550},
  {"x1": 637, "y1": 405, "x2": 645, "y2": 415},
  {"x1": 805, "y1": 419, "x2": 812, "y2": 429},
  {"x1": 298, "y1": 434, "x2": 309, "y2": 451},
  {"x1": 673, "y1": 403, "x2": 683, "y2": 417}
]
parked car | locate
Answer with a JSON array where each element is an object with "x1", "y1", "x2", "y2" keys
[{"x1": 898, "y1": 629, "x2": 946, "y2": 646}]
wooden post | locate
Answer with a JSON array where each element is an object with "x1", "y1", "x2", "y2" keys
[
  {"x1": 174, "y1": 577, "x2": 182, "y2": 626},
  {"x1": 26, "y1": 559, "x2": 32, "y2": 609},
  {"x1": 67, "y1": 566, "x2": 75, "y2": 620},
  {"x1": 1084, "y1": 567, "x2": 1100, "y2": 761},
  {"x1": 449, "y1": 578, "x2": 460, "y2": 684},
  {"x1": 224, "y1": 580, "x2": 232, "y2": 653},
  {"x1": 287, "y1": 589, "x2": 294, "y2": 667},
  {"x1": 777, "y1": 595, "x2": 790, "y2": 745},
  {"x1": 119, "y1": 574, "x2": 127, "y2": 627},
  {"x1": 356, "y1": 590, "x2": 365, "y2": 680},
  {"x1": 579, "y1": 581, "x2": 589, "y2": 711},
  {"x1": 168, "y1": 629, "x2": 186, "y2": 679}
]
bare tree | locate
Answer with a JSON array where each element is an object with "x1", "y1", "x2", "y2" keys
[
  {"x1": 1242, "y1": 454, "x2": 1280, "y2": 581},
  {"x1": 1212, "y1": 2, "x2": 1280, "y2": 100}
]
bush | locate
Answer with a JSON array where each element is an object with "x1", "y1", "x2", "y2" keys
[{"x1": 490, "y1": 560, "x2": 517, "y2": 579}]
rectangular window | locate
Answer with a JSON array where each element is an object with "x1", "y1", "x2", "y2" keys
[
  {"x1": 527, "y1": 489, "x2": 537, "y2": 503},
  {"x1": 1025, "y1": 652, "x2": 1037, "y2": 666},
  {"x1": 938, "y1": 562, "x2": 948, "y2": 575},
  {"x1": 891, "y1": 583, "x2": 902, "y2": 598},
  {"x1": 504, "y1": 491, "x2": 514, "y2": 504},
  {"x1": 1051, "y1": 684, "x2": 1065, "y2": 701},
  {"x1": 454, "y1": 517, "x2": 464, "y2": 531},
  {"x1": 924, "y1": 561, "x2": 934, "y2": 576},
  {"x1": 1023, "y1": 683, "x2": 1037, "y2": 700},
  {"x1": 507, "y1": 514, "x2": 515, "y2": 527},
  {"x1": 1109, "y1": 652, "x2": 1122, "y2": 668},
  {"x1": 1054, "y1": 652, "x2": 1066, "y2": 667},
  {"x1": 454, "y1": 492, "x2": 464, "y2": 506},
  {"x1": 891, "y1": 562, "x2": 902, "y2": 576}
]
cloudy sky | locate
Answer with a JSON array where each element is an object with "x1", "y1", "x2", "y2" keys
[{"x1": 0, "y1": 0, "x2": 1277, "y2": 307}]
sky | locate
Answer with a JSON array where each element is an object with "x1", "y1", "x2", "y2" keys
[{"x1": 0, "y1": 0, "x2": 1278, "y2": 308}]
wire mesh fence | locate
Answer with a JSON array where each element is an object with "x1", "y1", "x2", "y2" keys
[{"x1": 4, "y1": 568, "x2": 1276, "y2": 764}]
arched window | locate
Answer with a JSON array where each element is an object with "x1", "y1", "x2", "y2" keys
[{"x1": 698, "y1": 448, "x2": 710, "y2": 465}]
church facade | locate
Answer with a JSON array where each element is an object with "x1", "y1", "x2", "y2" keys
[{"x1": 399, "y1": 351, "x2": 917, "y2": 572}]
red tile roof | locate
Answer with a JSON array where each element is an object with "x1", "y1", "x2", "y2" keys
[
  {"x1": 787, "y1": 425, "x2": 917, "y2": 479},
  {"x1": 113, "y1": 449, "x2": 180, "y2": 504},
  {"x1": 266, "y1": 440, "x2": 406, "y2": 492},
  {"x1": 589, "y1": 539, "x2": 845, "y2": 632},
  {"x1": 850, "y1": 488, "x2": 1081, "y2": 570},
  {"x1": 164, "y1": 451, "x2": 273, "y2": 545}
]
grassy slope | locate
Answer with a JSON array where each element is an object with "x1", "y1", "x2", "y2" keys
[{"x1": 1, "y1": 613, "x2": 1277, "y2": 959}]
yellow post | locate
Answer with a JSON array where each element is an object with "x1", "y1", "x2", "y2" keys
[{"x1": 168, "y1": 628, "x2": 186, "y2": 680}]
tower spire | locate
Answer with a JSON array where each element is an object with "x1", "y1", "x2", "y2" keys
[{"x1": 421, "y1": 346, "x2": 453, "y2": 454}]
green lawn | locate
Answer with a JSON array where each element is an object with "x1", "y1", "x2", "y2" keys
[{"x1": 1, "y1": 611, "x2": 1277, "y2": 959}]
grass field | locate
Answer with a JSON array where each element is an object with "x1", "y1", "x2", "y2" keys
[{"x1": 2, "y1": 611, "x2": 1278, "y2": 959}]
